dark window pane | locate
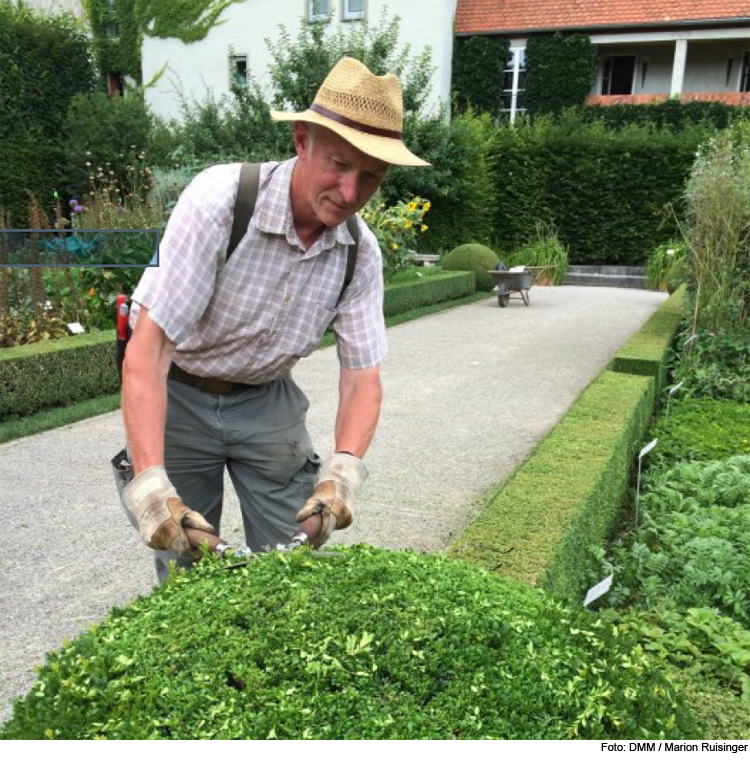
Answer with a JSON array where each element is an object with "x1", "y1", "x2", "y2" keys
[
  {"x1": 500, "y1": 91, "x2": 513, "y2": 109},
  {"x1": 516, "y1": 92, "x2": 527, "y2": 110},
  {"x1": 517, "y1": 71, "x2": 526, "y2": 89},
  {"x1": 503, "y1": 71, "x2": 514, "y2": 90}
]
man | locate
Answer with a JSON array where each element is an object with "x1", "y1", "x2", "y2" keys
[{"x1": 119, "y1": 57, "x2": 429, "y2": 581}]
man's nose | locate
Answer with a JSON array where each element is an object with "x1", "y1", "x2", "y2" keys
[{"x1": 339, "y1": 173, "x2": 360, "y2": 205}]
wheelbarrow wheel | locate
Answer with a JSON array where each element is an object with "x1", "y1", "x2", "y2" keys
[{"x1": 497, "y1": 281, "x2": 509, "y2": 307}]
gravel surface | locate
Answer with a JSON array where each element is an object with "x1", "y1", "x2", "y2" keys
[{"x1": 0, "y1": 285, "x2": 667, "y2": 722}]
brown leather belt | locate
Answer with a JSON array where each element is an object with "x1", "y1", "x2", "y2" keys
[{"x1": 168, "y1": 363, "x2": 259, "y2": 396}]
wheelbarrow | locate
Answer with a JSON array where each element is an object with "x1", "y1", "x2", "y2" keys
[{"x1": 488, "y1": 268, "x2": 535, "y2": 307}]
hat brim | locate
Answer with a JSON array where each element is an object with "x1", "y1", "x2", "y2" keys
[{"x1": 271, "y1": 109, "x2": 431, "y2": 167}]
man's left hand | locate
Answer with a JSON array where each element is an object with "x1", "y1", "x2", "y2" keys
[{"x1": 296, "y1": 453, "x2": 368, "y2": 547}]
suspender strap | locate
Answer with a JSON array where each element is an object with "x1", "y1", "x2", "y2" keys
[
  {"x1": 227, "y1": 162, "x2": 261, "y2": 261},
  {"x1": 340, "y1": 216, "x2": 359, "y2": 304},
  {"x1": 227, "y1": 162, "x2": 358, "y2": 306}
]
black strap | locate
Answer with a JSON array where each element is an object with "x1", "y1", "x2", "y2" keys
[
  {"x1": 227, "y1": 162, "x2": 358, "y2": 305},
  {"x1": 227, "y1": 162, "x2": 261, "y2": 261}
]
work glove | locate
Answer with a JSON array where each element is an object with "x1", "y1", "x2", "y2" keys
[
  {"x1": 122, "y1": 465, "x2": 215, "y2": 557},
  {"x1": 296, "y1": 453, "x2": 368, "y2": 548}
]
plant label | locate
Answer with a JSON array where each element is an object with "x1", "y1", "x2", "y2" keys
[
  {"x1": 668, "y1": 381, "x2": 684, "y2": 397},
  {"x1": 639, "y1": 438, "x2": 658, "y2": 460},
  {"x1": 67, "y1": 322, "x2": 85, "y2": 335},
  {"x1": 584, "y1": 575, "x2": 613, "y2": 608}
]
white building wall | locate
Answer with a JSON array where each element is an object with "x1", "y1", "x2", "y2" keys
[
  {"x1": 142, "y1": 0, "x2": 457, "y2": 123},
  {"x1": 23, "y1": 0, "x2": 84, "y2": 16}
]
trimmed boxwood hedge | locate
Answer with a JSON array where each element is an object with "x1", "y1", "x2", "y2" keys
[
  {"x1": 0, "y1": 273, "x2": 476, "y2": 420},
  {"x1": 611, "y1": 283, "x2": 687, "y2": 391},
  {"x1": 448, "y1": 370, "x2": 655, "y2": 602},
  {"x1": 0, "y1": 547, "x2": 699, "y2": 740},
  {"x1": 0, "y1": 330, "x2": 118, "y2": 420}
]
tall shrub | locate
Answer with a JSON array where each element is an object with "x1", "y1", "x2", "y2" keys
[
  {"x1": 525, "y1": 33, "x2": 598, "y2": 116},
  {"x1": 683, "y1": 123, "x2": 750, "y2": 331},
  {"x1": 491, "y1": 113, "x2": 711, "y2": 265},
  {"x1": 0, "y1": 0, "x2": 95, "y2": 225},
  {"x1": 451, "y1": 35, "x2": 509, "y2": 117}
]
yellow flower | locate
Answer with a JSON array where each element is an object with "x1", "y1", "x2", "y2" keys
[
  {"x1": 404, "y1": 221, "x2": 412, "y2": 229},
  {"x1": 421, "y1": 225, "x2": 428, "y2": 232},
  {"x1": 422, "y1": 201, "x2": 431, "y2": 212},
  {"x1": 408, "y1": 201, "x2": 417, "y2": 212},
  {"x1": 391, "y1": 243, "x2": 398, "y2": 250},
  {"x1": 89, "y1": 287, "x2": 96, "y2": 297}
]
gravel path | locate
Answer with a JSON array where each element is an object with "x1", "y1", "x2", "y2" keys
[{"x1": 0, "y1": 285, "x2": 667, "y2": 722}]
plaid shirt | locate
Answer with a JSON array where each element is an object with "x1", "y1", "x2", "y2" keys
[{"x1": 130, "y1": 159, "x2": 387, "y2": 384}]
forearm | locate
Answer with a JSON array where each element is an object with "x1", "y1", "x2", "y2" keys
[
  {"x1": 122, "y1": 310, "x2": 175, "y2": 474},
  {"x1": 334, "y1": 366, "x2": 382, "y2": 458}
]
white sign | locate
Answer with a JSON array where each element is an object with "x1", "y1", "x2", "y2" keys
[
  {"x1": 639, "y1": 438, "x2": 658, "y2": 460},
  {"x1": 67, "y1": 322, "x2": 85, "y2": 335},
  {"x1": 584, "y1": 575, "x2": 613, "y2": 607},
  {"x1": 668, "y1": 381, "x2": 684, "y2": 397}
]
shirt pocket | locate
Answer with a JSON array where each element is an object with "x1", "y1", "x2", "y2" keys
[{"x1": 268, "y1": 297, "x2": 336, "y2": 358}]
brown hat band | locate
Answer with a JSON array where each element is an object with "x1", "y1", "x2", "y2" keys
[{"x1": 309, "y1": 103, "x2": 403, "y2": 140}]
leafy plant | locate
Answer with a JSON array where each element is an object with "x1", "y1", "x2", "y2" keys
[
  {"x1": 361, "y1": 196, "x2": 430, "y2": 280},
  {"x1": 505, "y1": 221, "x2": 569, "y2": 285},
  {"x1": 650, "y1": 397, "x2": 750, "y2": 465},
  {"x1": 613, "y1": 607, "x2": 750, "y2": 704},
  {"x1": 0, "y1": 547, "x2": 698, "y2": 739},
  {"x1": 647, "y1": 239, "x2": 687, "y2": 292},
  {"x1": 603, "y1": 455, "x2": 750, "y2": 627},
  {"x1": 670, "y1": 324, "x2": 750, "y2": 403}
]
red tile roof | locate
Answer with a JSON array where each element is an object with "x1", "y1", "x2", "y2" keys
[{"x1": 456, "y1": 1, "x2": 750, "y2": 35}]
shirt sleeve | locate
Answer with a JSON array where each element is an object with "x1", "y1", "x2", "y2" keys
[
  {"x1": 130, "y1": 164, "x2": 239, "y2": 344},
  {"x1": 332, "y1": 217, "x2": 388, "y2": 370}
]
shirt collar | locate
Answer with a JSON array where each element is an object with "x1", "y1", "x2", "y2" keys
[{"x1": 253, "y1": 157, "x2": 355, "y2": 252}]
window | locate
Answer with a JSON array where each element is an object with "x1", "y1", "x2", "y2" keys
[
  {"x1": 601, "y1": 56, "x2": 636, "y2": 95},
  {"x1": 230, "y1": 55, "x2": 248, "y2": 88},
  {"x1": 500, "y1": 47, "x2": 526, "y2": 123},
  {"x1": 343, "y1": 0, "x2": 365, "y2": 21},
  {"x1": 308, "y1": 0, "x2": 330, "y2": 21},
  {"x1": 741, "y1": 52, "x2": 750, "y2": 92}
]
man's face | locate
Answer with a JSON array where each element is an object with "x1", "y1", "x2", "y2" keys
[{"x1": 293, "y1": 122, "x2": 390, "y2": 228}]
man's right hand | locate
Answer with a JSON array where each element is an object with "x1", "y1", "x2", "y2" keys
[{"x1": 122, "y1": 465, "x2": 215, "y2": 557}]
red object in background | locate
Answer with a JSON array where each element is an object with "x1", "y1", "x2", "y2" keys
[{"x1": 116, "y1": 294, "x2": 129, "y2": 341}]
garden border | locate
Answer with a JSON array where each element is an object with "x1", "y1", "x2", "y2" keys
[{"x1": 447, "y1": 285, "x2": 687, "y2": 603}]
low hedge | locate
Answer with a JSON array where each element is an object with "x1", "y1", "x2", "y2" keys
[
  {"x1": 448, "y1": 370, "x2": 655, "y2": 603},
  {"x1": 0, "y1": 272, "x2": 476, "y2": 421},
  {"x1": 611, "y1": 283, "x2": 687, "y2": 391},
  {"x1": 0, "y1": 546, "x2": 698, "y2": 739},
  {"x1": 382, "y1": 270, "x2": 475, "y2": 317},
  {"x1": 0, "y1": 330, "x2": 118, "y2": 420}
]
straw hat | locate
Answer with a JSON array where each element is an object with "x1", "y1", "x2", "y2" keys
[{"x1": 271, "y1": 57, "x2": 430, "y2": 167}]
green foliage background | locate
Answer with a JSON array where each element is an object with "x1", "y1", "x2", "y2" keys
[
  {"x1": 0, "y1": 0, "x2": 95, "y2": 226},
  {"x1": 451, "y1": 35, "x2": 509, "y2": 117},
  {"x1": 525, "y1": 33, "x2": 598, "y2": 116}
]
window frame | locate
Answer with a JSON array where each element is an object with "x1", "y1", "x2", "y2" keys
[
  {"x1": 500, "y1": 46, "x2": 526, "y2": 123},
  {"x1": 229, "y1": 53, "x2": 249, "y2": 89},
  {"x1": 342, "y1": 0, "x2": 366, "y2": 22},
  {"x1": 600, "y1": 54, "x2": 638, "y2": 96},
  {"x1": 308, "y1": 0, "x2": 330, "y2": 22},
  {"x1": 739, "y1": 50, "x2": 750, "y2": 92}
]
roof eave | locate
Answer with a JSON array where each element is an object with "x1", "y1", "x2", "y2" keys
[{"x1": 456, "y1": 17, "x2": 750, "y2": 37}]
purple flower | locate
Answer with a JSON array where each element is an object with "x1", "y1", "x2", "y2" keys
[
  {"x1": 74, "y1": 205, "x2": 83, "y2": 213},
  {"x1": 69, "y1": 198, "x2": 79, "y2": 207}
]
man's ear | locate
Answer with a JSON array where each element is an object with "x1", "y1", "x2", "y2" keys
[{"x1": 294, "y1": 122, "x2": 311, "y2": 160}]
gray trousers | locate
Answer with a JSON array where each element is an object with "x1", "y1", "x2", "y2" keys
[{"x1": 115, "y1": 375, "x2": 320, "y2": 583}]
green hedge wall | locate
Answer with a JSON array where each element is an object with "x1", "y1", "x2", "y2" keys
[
  {"x1": 492, "y1": 119, "x2": 709, "y2": 265},
  {"x1": 611, "y1": 283, "x2": 687, "y2": 391},
  {"x1": 448, "y1": 370, "x2": 655, "y2": 603},
  {"x1": 582, "y1": 101, "x2": 750, "y2": 132},
  {"x1": 383, "y1": 271, "x2": 475, "y2": 316},
  {"x1": 451, "y1": 35, "x2": 510, "y2": 117},
  {"x1": 0, "y1": 330, "x2": 118, "y2": 419},
  {"x1": 0, "y1": 273, "x2": 475, "y2": 420},
  {"x1": 0, "y1": 1, "x2": 95, "y2": 226}
]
